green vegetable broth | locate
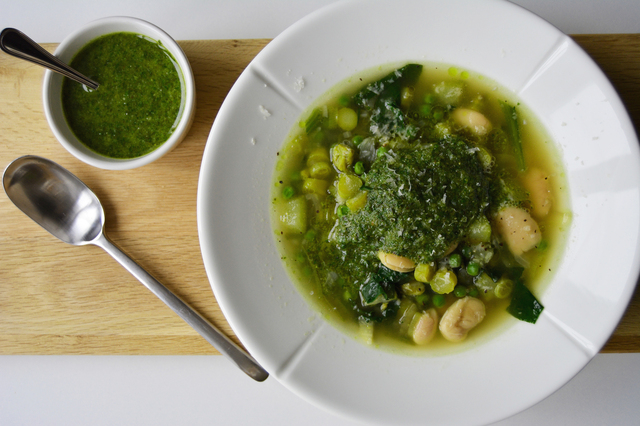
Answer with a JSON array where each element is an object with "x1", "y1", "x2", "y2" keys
[
  {"x1": 271, "y1": 63, "x2": 571, "y2": 354},
  {"x1": 61, "y1": 32, "x2": 184, "y2": 159}
]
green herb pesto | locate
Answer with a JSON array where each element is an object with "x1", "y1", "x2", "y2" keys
[
  {"x1": 61, "y1": 32, "x2": 183, "y2": 159},
  {"x1": 334, "y1": 138, "x2": 490, "y2": 263}
]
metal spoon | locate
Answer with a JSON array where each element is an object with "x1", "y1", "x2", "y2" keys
[
  {"x1": 0, "y1": 28, "x2": 99, "y2": 90},
  {"x1": 2, "y1": 155, "x2": 268, "y2": 382}
]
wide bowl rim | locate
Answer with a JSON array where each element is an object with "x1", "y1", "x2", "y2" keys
[{"x1": 197, "y1": 0, "x2": 640, "y2": 424}]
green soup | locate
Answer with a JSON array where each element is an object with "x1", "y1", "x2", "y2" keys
[
  {"x1": 271, "y1": 63, "x2": 571, "y2": 353},
  {"x1": 61, "y1": 32, "x2": 184, "y2": 159}
]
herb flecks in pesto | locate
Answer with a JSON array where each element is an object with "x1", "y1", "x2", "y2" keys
[
  {"x1": 333, "y1": 138, "x2": 490, "y2": 263},
  {"x1": 61, "y1": 32, "x2": 183, "y2": 159}
]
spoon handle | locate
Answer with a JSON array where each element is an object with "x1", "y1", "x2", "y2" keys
[
  {"x1": 93, "y1": 233, "x2": 269, "y2": 382},
  {"x1": 0, "y1": 28, "x2": 99, "y2": 90}
]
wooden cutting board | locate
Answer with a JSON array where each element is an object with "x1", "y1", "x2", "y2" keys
[{"x1": 0, "y1": 36, "x2": 638, "y2": 355}]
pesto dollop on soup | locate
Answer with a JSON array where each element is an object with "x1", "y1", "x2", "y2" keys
[
  {"x1": 61, "y1": 32, "x2": 183, "y2": 159},
  {"x1": 272, "y1": 64, "x2": 571, "y2": 351}
]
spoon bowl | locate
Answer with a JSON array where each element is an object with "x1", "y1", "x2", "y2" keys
[
  {"x1": 3, "y1": 155, "x2": 268, "y2": 382},
  {"x1": 3, "y1": 156, "x2": 103, "y2": 245}
]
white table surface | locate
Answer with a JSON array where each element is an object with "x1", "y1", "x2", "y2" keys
[{"x1": 1, "y1": 1, "x2": 639, "y2": 425}]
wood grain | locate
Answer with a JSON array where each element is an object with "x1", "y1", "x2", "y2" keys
[
  {"x1": 0, "y1": 36, "x2": 638, "y2": 355},
  {"x1": 0, "y1": 39, "x2": 270, "y2": 355}
]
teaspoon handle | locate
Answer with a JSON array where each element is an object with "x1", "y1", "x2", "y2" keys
[
  {"x1": 94, "y1": 233, "x2": 269, "y2": 382},
  {"x1": 0, "y1": 28, "x2": 99, "y2": 90}
]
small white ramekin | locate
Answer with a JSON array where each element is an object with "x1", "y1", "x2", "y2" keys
[{"x1": 43, "y1": 16, "x2": 196, "y2": 170}]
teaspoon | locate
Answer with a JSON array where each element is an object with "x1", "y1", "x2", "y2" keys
[
  {"x1": 0, "y1": 28, "x2": 99, "y2": 90},
  {"x1": 3, "y1": 155, "x2": 268, "y2": 382}
]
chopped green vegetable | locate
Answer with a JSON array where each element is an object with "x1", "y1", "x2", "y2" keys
[
  {"x1": 500, "y1": 101, "x2": 525, "y2": 172},
  {"x1": 345, "y1": 190, "x2": 367, "y2": 212},
  {"x1": 359, "y1": 266, "x2": 404, "y2": 306},
  {"x1": 331, "y1": 143, "x2": 355, "y2": 172},
  {"x1": 414, "y1": 263, "x2": 435, "y2": 283},
  {"x1": 494, "y1": 277, "x2": 514, "y2": 299},
  {"x1": 507, "y1": 279, "x2": 544, "y2": 323},
  {"x1": 430, "y1": 268, "x2": 457, "y2": 294},
  {"x1": 467, "y1": 216, "x2": 492, "y2": 243},
  {"x1": 309, "y1": 161, "x2": 332, "y2": 179},
  {"x1": 304, "y1": 108, "x2": 323, "y2": 135},
  {"x1": 401, "y1": 281, "x2": 426, "y2": 296},
  {"x1": 448, "y1": 254, "x2": 462, "y2": 268},
  {"x1": 337, "y1": 173, "x2": 363, "y2": 199},
  {"x1": 277, "y1": 196, "x2": 307, "y2": 234},
  {"x1": 353, "y1": 64, "x2": 423, "y2": 140}
]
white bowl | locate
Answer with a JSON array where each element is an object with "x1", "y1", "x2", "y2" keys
[
  {"x1": 197, "y1": 0, "x2": 640, "y2": 424},
  {"x1": 43, "y1": 16, "x2": 195, "y2": 170}
]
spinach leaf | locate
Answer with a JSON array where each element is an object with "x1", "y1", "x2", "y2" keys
[
  {"x1": 359, "y1": 265, "x2": 404, "y2": 305},
  {"x1": 353, "y1": 64, "x2": 423, "y2": 140},
  {"x1": 500, "y1": 101, "x2": 525, "y2": 172},
  {"x1": 507, "y1": 279, "x2": 544, "y2": 323}
]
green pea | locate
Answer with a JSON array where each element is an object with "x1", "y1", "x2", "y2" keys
[
  {"x1": 415, "y1": 294, "x2": 430, "y2": 305},
  {"x1": 337, "y1": 205, "x2": 350, "y2": 217},
  {"x1": 338, "y1": 94, "x2": 350, "y2": 107},
  {"x1": 312, "y1": 130, "x2": 325, "y2": 143},
  {"x1": 304, "y1": 229, "x2": 316, "y2": 241},
  {"x1": 433, "y1": 107, "x2": 444, "y2": 121},
  {"x1": 282, "y1": 186, "x2": 295, "y2": 199},
  {"x1": 376, "y1": 146, "x2": 388, "y2": 159},
  {"x1": 536, "y1": 240, "x2": 549, "y2": 252},
  {"x1": 354, "y1": 161, "x2": 365, "y2": 175},
  {"x1": 453, "y1": 285, "x2": 467, "y2": 298},
  {"x1": 432, "y1": 294, "x2": 446, "y2": 308},
  {"x1": 352, "y1": 135, "x2": 364, "y2": 146},
  {"x1": 466, "y1": 261, "x2": 480, "y2": 276}
]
